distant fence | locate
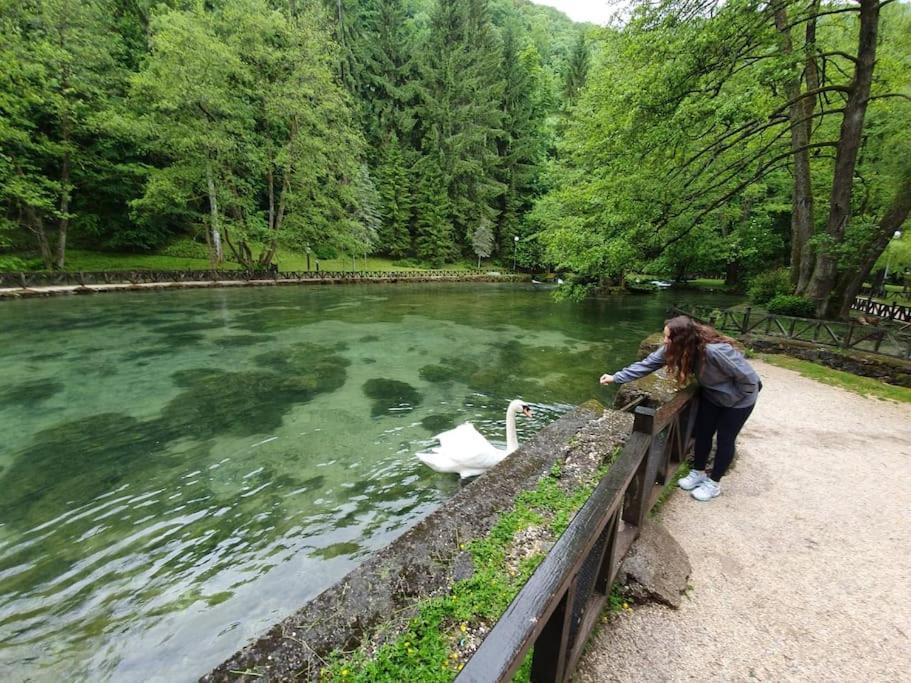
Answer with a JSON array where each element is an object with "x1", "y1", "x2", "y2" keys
[
  {"x1": 852, "y1": 294, "x2": 911, "y2": 324},
  {"x1": 674, "y1": 304, "x2": 911, "y2": 360},
  {"x1": 0, "y1": 269, "x2": 526, "y2": 289},
  {"x1": 456, "y1": 386, "x2": 699, "y2": 683}
]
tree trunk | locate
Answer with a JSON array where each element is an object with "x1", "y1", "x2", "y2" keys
[
  {"x1": 835, "y1": 172, "x2": 911, "y2": 318},
  {"x1": 24, "y1": 204, "x2": 54, "y2": 269},
  {"x1": 805, "y1": 0, "x2": 879, "y2": 317},
  {"x1": 206, "y1": 163, "x2": 223, "y2": 268},
  {"x1": 774, "y1": 6, "x2": 817, "y2": 293},
  {"x1": 56, "y1": 149, "x2": 71, "y2": 270}
]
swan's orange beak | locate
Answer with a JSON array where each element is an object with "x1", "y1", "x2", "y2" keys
[{"x1": 521, "y1": 404, "x2": 532, "y2": 418}]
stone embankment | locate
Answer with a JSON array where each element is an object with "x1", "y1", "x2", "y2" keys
[{"x1": 0, "y1": 270, "x2": 529, "y2": 299}]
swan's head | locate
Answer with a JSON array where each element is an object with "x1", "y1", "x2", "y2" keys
[{"x1": 509, "y1": 399, "x2": 533, "y2": 418}]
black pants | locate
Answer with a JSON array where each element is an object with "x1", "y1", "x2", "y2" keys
[{"x1": 693, "y1": 398, "x2": 755, "y2": 481}]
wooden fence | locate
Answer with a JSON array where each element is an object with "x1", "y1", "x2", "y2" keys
[
  {"x1": 852, "y1": 295, "x2": 911, "y2": 324},
  {"x1": 0, "y1": 269, "x2": 525, "y2": 289},
  {"x1": 455, "y1": 386, "x2": 699, "y2": 683},
  {"x1": 675, "y1": 304, "x2": 911, "y2": 360}
]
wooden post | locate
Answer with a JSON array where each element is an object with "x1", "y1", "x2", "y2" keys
[
  {"x1": 623, "y1": 407, "x2": 658, "y2": 530},
  {"x1": 530, "y1": 586, "x2": 574, "y2": 683},
  {"x1": 844, "y1": 322, "x2": 854, "y2": 348},
  {"x1": 741, "y1": 306, "x2": 751, "y2": 334}
]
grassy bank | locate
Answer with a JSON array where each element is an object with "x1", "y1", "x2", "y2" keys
[
  {"x1": 757, "y1": 354, "x2": 911, "y2": 404},
  {"x1": 318, "y1": 457, "x2": 616, "y2": 683},
  {"x1": 3, "y1": 248, "x2": 482, "y2": 273}
]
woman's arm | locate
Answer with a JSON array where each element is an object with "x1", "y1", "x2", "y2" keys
[{"x1": 603, "y1": 346, "x2": 667, "y2": 385}]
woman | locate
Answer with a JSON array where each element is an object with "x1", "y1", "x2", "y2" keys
[{"x1": 600, "y1": 315, "x2": 761, "y2": 501}]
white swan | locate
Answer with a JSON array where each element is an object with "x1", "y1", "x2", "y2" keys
[{"x1": 417, "y1": 400, "x2": 532, "y2": 479}]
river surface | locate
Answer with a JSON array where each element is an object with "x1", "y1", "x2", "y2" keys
[{"x1": 0, "y1": 283, "x2": 738, "y2": 681}]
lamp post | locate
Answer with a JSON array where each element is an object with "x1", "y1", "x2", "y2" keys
[
  {"x1": 882, "y1": 230, "x2": 903, "y2": 294},
  {"x1": 305, "y1": 244, "x2": 311, "y2": 271},
  {"x1": 513, "y1": 235, "x2": 519, "y2": 272}
]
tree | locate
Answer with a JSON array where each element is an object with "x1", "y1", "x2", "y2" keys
[
  {"x1": 417, "y1": 0, "x2": 504, "y2": 251},
  {"x1": 471, "y1": 218, "x2": 494, "y2": 268},
  {"x1": 533, "y1": 0, "x2": 910, "y2": 316},
  {"x1": 495, "y1": 26, "x2": 548, "y2": 259},
  {"x1": 562, "y1": 31, "x2": 589, "y2": 105},
  {"x1": 412, "y1": 156, "x2": 455, "y2": 266},
  {"x1": 375, "y1": 135, "x2": 413, "y2": 257},
  {"x1": 130, "y1": 0, "x2": 367, "y2": 270},
  {"x1": 0, "y1": 0, "x2": 123, "y2": 269}
]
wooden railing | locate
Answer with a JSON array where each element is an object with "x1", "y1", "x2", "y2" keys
[
  {"x1": 852, "y1": 295, "x2": 911, "y2": 324},
  {"x1": 676, "y1": 304, "x2": 911, "y2": 360},
  {"x1": 455, "y1": 386, "x2": 699, "y2": 683},
  {"x1": 0, "y1": 269, "x2": 525, "y2": 289}
]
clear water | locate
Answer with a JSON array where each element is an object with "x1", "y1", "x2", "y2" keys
[{"x1": 0, "y1": 283, "x2": 738, "y2": 681}]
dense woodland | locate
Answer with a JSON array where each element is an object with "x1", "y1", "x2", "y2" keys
[{"x1": 1, "y1": 0, "x2": 909, "y2": 318}]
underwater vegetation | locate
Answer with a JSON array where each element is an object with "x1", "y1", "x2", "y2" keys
[
  {"x1": 363, "y1": 378, "x2": 422, "y2": 417},
  {"x1": 0, "y1": 378, "x2": 64, "y2": 409}
]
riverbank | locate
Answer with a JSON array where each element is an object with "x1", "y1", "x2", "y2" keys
[
  {"x1": 0, "y1": 271, "x2": 529, "y2": 299},
  {"x1": 576, "y1": 359, "x2": 911, "y2": 681}
]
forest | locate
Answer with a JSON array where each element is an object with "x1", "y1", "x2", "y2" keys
[{"x1": 1, "y1": 0, "x2": 909, "y2": 317}]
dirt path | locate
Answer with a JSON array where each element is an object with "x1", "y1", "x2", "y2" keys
[{"x1": 576, "y1": 360, "x2": 911, "y2": 682}]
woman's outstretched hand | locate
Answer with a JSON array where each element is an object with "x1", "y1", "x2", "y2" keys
[{"x1": 599, "y1": 373, "x2": 614, "y2": 385}]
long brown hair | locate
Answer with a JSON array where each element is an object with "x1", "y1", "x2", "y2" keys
[{"x1": 664, "y1": 315, "x2": 739, "y2": 385}]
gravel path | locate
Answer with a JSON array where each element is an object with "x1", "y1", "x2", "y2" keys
[{"x1": 575, "y1": 360, "x2": 911, "y2": 682}]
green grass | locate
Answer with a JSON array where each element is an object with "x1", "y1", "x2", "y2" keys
[
  {"x1": 11, "y1": 248, "x2": 480, "y2": 273},
  {"x1": 317, "y1": 456, "x2": 618, "y2": 683},
  {"x1": 757, "y1": 353, "x2": 911, "y2": 403},
  {"x1": 684, "y1": 278, "x2": 728, "y2": 290}
]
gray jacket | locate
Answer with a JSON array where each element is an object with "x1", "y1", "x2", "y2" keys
[{"x1": 613, "y1": 343, "x2": 760, "y2": 408}]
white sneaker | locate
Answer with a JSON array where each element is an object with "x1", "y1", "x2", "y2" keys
[
  {"x1": 691, "y1": 479, "x2": 721, "y2": 501},
  {"x1": 678, "y1": 469, "x2": 708, "y2": 491}
]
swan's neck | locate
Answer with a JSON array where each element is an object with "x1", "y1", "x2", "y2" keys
[{"x1": 506, "y1": 406, "x2": 519, "y2": 453}]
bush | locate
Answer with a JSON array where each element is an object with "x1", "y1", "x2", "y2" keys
[
  {"x1": 314, "y1": 245, "x2": 339, "y2": 259},
  {"x1": 0, "y1": 255, "x2": 43, "y2": 271},
  {"x1": 159, "y1": 238, "x2": 210, "y2": 260},
  {"x1": 747, "y1": 268, "x2": 791, "y2": 304},
  {"x1": 767, "y1": 294, "x2": 816, "y2": 317}
]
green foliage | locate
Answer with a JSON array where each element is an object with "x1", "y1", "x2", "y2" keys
[
  {"x1": 320, "y1": 453, "x2": 614, "y2": 681},
  {"x1": 418, "y1": 0, "x2": 505, "y2": 251},
  {"x1": 766, "y1": 294, "x2": 816, "y2": 318},
  {"x1": 0, "y1": 255, "x2": 39, "y2": 271},
  {"x1": 471, "y1": 218, "x2": 495, "y2": 267},
  {"x1": 1, "y1": 0, "x2": 579, "y2": 266},
  {"x1": 128, "y1": 0, "x2": 369, "y2": 269},
  {"x1": 375, "y1": 136, "x2": 414, "y2": 257},
  {"x1": 747, "y1": 268, "x2": 792, "y2": 305},
  {"x1": 159, "y1": 238, "x2": 209, "y2": 260},
  {"x1": 413, "y1": 158, "x2": 456, "y2": 266}
]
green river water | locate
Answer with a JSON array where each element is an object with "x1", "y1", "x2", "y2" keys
[{"x1": 0, "y1": 283, "x2": 737, "y2": 681}]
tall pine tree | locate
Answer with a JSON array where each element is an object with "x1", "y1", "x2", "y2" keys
[
  {"x1": 418, "y1": 0, "x2": 504, "y2": 255},
  {"x1": 495, "y1": 24, "x2": 547, "y2": 258},
  {"x1": 412, "y1": 155, "x2": 454, "y2": 266},
  {"x1": 375, "y1": 134, "x2": 413, "y2": 257}
]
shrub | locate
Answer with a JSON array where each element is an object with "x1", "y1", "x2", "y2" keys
[
  {"x1": 314, "y1": 245, "x2": 339, "y2": 259},
  {"x1": 747, "y1": 268, "x2": 791, "y2": 304},
  {"x1": 767, "y1": 294, "x2": 816, "y2": 317},
  {"x1": 159, "y1": 238, "x2": 210, "y2": 260},
  {"x1": 0, "y1": 255, "x2": 43, "y2": 271}
]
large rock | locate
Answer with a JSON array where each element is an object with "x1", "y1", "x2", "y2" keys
[{"x1": 616, "y1": 519, "x2": 691, "y2": 609}]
